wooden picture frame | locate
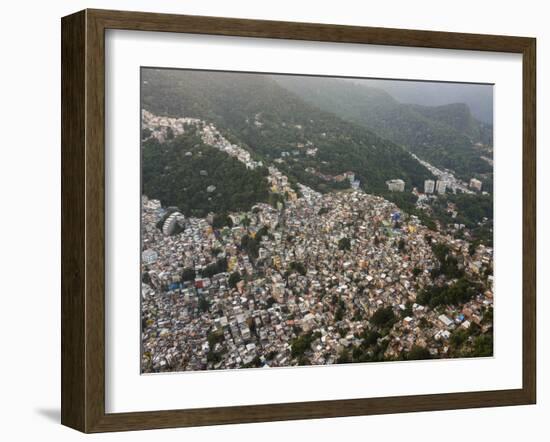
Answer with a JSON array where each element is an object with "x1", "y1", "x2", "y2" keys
[{"x1": 61, "y1": 8, "x2": 536, "y2": 433}]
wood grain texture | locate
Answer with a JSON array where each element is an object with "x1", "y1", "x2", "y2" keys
[
  {"x1": 522, "y1": 38, "x2": 537, "y2": 403},
  {"x1": 85, "y1": 9, "x2": 108, "y2": 433},
  {"x1": 89, "y1": 8, "x2": 533, "y2": 52},
  {"x1": 61, "y1": 8, "x2": 537, "y2": 433},
  {"x1": 61, "y1": 10, "x2": 86, "y2": 432}
]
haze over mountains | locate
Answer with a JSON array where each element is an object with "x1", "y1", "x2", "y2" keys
[
  {"x1": 274, "y1": 75, "x2": 492, "y2": 180},
  {"x1": 141, "y1": 69, "x2": 493, "y2": 215},
  {"x1": 142, "y1": 69, "x2": 434, "y2": 194},
  {"x1": 358, "y1": 79, "x2": 493, "y2": 124}
]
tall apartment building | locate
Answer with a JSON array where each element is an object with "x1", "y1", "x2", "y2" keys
[
  {"x1": 424, "y1": 179, "x2": 435, "y2": 194},
  {"x1": 435, "y1": 180, "x2": 447, "y2": 195}
]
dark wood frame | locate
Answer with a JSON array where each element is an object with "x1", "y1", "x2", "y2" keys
[{"x1": 61, "y1": 8, "x2": 536, "y2": 433}]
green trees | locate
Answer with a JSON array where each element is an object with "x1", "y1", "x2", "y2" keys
[
  {"x1": 212, "y1": 213, "x2": 233, "y2": 229},
  {"x1": 207, "y1": 330, "x2": 224, "y2": 349},
  {"x1": 400, "y1": 301, "x2": 413, "y2": 318},
  {"x1": 430, "y1": 243, "x2": 464, "y2": 279},
  {"x1": 289, "y1": 261, "x2": 307, "y2": 276},
  {"x1": 481, "y1": 307, "x2": 493, "y2": 325},
  {"x1": 340, "y1": 328, "x2": 388, "y2": 364},
  {"x1": 398, "y1": 238, "x2": 406, "y2": 252},
  {"x1": 256, "y1": 225, "x2": 270, "y2": 240},
  {"x1": 141, "y1": 130, "x2": 270, "y2": 217},
  {"x1": 338, "y1": 237, "x2": 351, "y2": 251},
  {"x1": 370, "y1": 306, "x2": 397, "y2": 329},
  {"x1": 416, "y1": 278, "x2": 480, "y2": 308},
  {"x1": 198, "y1": 296, "x2": 210, "y2": 313},
  {"x1": 406, "y1": 345, "x2": 431, "y2": 360},
  {"x1": 207, "y1": 351, "x2": 222, "y2": 364},
  {"x1": 337, "y1": 348, "x2": 352, "y2": 364},
  {"x1": 141, "y1": 69, "x2": 435, "y2": 195},
  {"x1": 429, "y1": 194, "x2": 493, "y2": 231},
  {"x1": 448, "y1": 324, "x2": 493, "y2": 358},
  {"x1": 418, "y1": 317, "x2": 431, "y2": 329},
  {"x1": 275, "y1": 75, "x2": 492, "y2": 181},
  {"x1": 290, "y1": 332, "x2": 321, "y2": 359},
  {"x1": 447, "y1": 193, "x2": 493, "y2": 228},
  {"x1": 266, "y1": 297, "x2": 277, "y2": 307},
  {"x1": 201, "y1": 258, "x2": 228, "y2": 278},
  {"x1": 181, "y1": 267, "x2": 196, "y2": 282},
  {"x1": 470, "y1": 334, "x2": 493, "y2": 357},
  {"x1": 240, "y1": 234, "x2": 260, "y2": 259},
  {"x1": 450, "y1": 328, "x2": 469, "y2": 348},
  {"x1": 361, "y1": 329, "x2": 381, "y2": 347},
  {"x1": 228, "y1": 271, "x2": 242, "y2": 289}
]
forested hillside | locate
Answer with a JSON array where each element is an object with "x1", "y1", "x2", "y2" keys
[
  {"x1": 141, "y1": 69, "x2": 434, "y2": 194},
  {"x1": 274, "y1": 75, "x2": 492, "y2": 180},
  {"x1": 409, "y1": 103, "x2": 492, "y2": 146},
  {"x1": 360, "y1": 78, "x2": 493, "y2": 123},
  {"x1": 142, "y1": 127, "x2": 270, "y2": 217}
]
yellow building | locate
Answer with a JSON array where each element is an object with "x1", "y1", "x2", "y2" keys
[{"x1": 228, "y1": 256, "x2": 239, "y2": 272}]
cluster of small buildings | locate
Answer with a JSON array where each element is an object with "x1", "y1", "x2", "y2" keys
[
  {"x1": 267, "y1": 167, "x2": 298, "y2": 201},
  {"x1": 142, "y1": 109, "x2": 263, "y2": 170},
  {"x1": 141, "y1": 184, "x2": 493, "y2": 372},
  {"x1": 411, "y1": 153, "x2": 476, "y2": 195},
  {"x1": 307, "y1": 168, "x2": 360, "y2": 189},
  {"x1": 139, "y1": 111, "x2": 493, "y2": 372},
  {"x1": 385, "y1": 238, "x2": 493, "y2": 358},
  {"x1": 388, "y1": 174, "x2": 482, "y2": 198},
  {"x1": 141, "y1": 109, "x2": 202, "y2": 143}
]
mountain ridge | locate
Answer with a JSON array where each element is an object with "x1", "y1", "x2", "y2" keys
[
  {"x1": 141, "y1": 69, "x2": 434, "y2": 195},
  {"x1": 273, "y1": 75, "x2": 493, "y2": 180}
]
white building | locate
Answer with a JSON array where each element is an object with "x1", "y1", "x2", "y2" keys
[
  {"x1": 438, "y1": 314, "x2": 454, "y2": 328},
  {"x1": 424, "y1": 179, "x2": 435, "y2": 194},
  {"x1": 469, "y1": 178, "x2": 483, "y2": 192},
  {"x1": 142, "y1": 249, "x2": 158, "y2": 265},
  {"x1": 435, "y1": 180, "x2": 447, "y2": 195},
  {"x1": 162, "y1": 211, "x2": 185, "y2": 236},
  {"x1": 386, "y1": 179, "x2": 405, "y2": 192}
]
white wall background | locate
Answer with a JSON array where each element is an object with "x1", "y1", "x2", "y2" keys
[{"x1": 0, "y1": 0, "x2": 546, "y2": 440}]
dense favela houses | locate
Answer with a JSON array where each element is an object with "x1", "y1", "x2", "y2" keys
[
  {"x1": 141, "y1": 188, "x2": 493, "y2": 372},
  {"x1": 140, "y1": 111, "x2": 493, "y2": 373}
]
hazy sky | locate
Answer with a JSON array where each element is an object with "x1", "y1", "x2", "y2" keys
[{"x1": 356, "y1": 78, "x2": 493, "y2": 124}]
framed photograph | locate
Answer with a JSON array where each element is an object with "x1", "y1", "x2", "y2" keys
[{"x1": 61, "y1": 9, "x2": 536, "y2": 433}]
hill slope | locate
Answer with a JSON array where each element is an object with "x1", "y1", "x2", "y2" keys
[
  {"x1": 141, "y1": 69, "x2": 434, "y2": 194},
  {"x1": 360, "y1": 79, "x2": 493, "y2": 124},
  {"x1": 142, "y1": 127, "x2": 270, "y2": 217},
  {"x1": 409, "y1": 102, "x2": 492, "y2": 145},
  {"x1": 274, "y1": 75, "x2": 492, "y2": 180}
]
